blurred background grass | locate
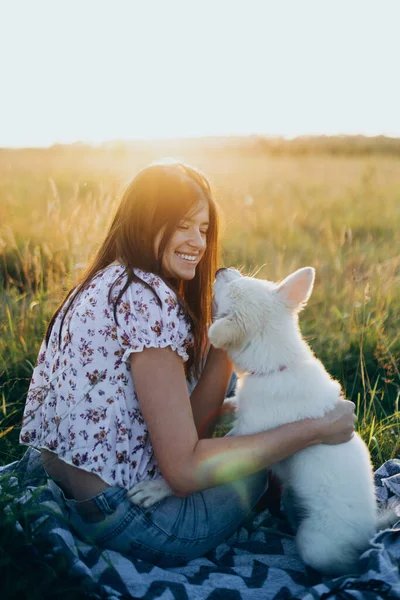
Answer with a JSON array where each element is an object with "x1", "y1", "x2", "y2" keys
[{"x1": 1, "y1": 136, "x2": 399, "y2": 468}]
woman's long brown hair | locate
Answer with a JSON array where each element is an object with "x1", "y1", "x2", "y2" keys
[{"x1": 45, "y1": 161, "x2": 220, "y2": 378}]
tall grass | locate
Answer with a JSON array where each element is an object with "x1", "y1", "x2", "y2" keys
[
  {"x1": 1, "y1": 139, "x2": 399, "y2": 469},
  {"x1": 0, "y1": 137, "x2": 399, "y2": 598}
]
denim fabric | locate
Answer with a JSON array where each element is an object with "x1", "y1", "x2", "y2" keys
[{"x1": 48, "y1": 469, "x2": 269, "y2": 567}]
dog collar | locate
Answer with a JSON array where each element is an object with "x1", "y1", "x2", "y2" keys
[{"x1": 250, "y1": 365, "x2": 288, "y2": 377}]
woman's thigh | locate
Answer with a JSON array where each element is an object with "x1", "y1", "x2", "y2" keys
[
  {"x1": 147, "y1": 469, "x2": 269, "y2": 555},
  {"x1": 55, "y1": 469, "x2": 268, "y2": 567}
]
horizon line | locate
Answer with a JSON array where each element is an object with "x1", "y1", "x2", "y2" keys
[{"x1": 2, "y1": 132, "x2": 400, "y2": 151}]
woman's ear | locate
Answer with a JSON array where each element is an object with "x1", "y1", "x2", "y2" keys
[
  {"x1": 208, "y1": 316, "x2": 247, "y2": 350},
  {"x1": 276, "y1": 267, "x2": 315, "y2": 310}
]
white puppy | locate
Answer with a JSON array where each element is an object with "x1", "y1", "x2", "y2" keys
[{"x1": 129, "y1": 267, "x2": 396, "y2": 575}]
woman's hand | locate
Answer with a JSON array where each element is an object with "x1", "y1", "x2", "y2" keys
[{"x1": 315, "y1": 399, "x2": 356, "y2": 445}]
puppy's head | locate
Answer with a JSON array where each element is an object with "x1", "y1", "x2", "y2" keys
[{"x1": 208, "y1": 267, "x2": 315, "y2": 353}]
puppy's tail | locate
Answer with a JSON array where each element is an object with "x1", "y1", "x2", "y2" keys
[{"x1": 376, "y1": 499, "x2": 400, "y2": 531}]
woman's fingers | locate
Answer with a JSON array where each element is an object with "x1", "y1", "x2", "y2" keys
[{"x1": 318, "y1": 399, "x2": 356, "y2": 445}]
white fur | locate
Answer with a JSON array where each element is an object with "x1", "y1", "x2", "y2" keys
[
  {"x1": 209, "y1": 266, "x2": 380, "y2": 576},
  {"x1": 128, "y1": 267, "x2": 396, "y2": 575}
]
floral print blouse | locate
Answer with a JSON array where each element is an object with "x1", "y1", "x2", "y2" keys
[{"x1": 20, "y1": 266, "x2": 194, "y2": 490}]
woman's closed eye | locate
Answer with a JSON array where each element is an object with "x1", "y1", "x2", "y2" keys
[{"x1": 178, "y1": 223, "x2": 208, "y2": 236}]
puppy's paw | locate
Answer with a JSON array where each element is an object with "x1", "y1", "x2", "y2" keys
[{"x1": 127, "y1": 479, "x2": 173, "y2": 508}]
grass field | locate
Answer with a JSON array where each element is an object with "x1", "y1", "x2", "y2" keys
[
  {"x1": 1, "y1": 136, "x2": 400, "y2": 470},
  {"x1": 0, "y1": 136, "x2": 399, "y2": 598}
]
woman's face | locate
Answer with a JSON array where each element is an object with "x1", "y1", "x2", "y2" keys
[{"x1": 156, "y1": 200, "x2": 210, "y2": 281}]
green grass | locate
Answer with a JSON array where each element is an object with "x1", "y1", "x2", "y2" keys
[
  {"x1": 1, "y1": 138, "x2": 399, "y2": 467},
  {"x1": 0, "y1": 137, "x2": 399, "y2": 597}
]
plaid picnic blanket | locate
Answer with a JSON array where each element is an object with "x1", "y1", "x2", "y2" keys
[{"x1": 1, "y1": 448, "x2": 399, "y2": 600}]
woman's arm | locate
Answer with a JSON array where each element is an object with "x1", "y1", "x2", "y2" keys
[
  {"x1": 189, "y1": 345, "x2": 233, "y2": 438},
  {"x1": 130, "y1": 347, "x2": 355, "y2": 497}
]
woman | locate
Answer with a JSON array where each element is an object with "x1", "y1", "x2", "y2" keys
[{"x1": 20, "y1": 160, "x2": 356, "y2": 566}]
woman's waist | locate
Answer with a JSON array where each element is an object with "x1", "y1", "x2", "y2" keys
[{"x1": 41, "y1": 449, "x2": 111, "y2": 501}]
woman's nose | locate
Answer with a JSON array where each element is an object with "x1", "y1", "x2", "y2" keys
[{"x1": 189, "y1": 229, "x2": 206, "y2": 248}]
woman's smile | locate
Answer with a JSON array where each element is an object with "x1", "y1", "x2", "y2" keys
[{"x1": 175, "y1": 252, "x2": 199, "y2": 263}]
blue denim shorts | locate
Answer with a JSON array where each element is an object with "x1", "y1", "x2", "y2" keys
[{"x1": 48, "y1": 469, "x2": 269, "y2": 567}]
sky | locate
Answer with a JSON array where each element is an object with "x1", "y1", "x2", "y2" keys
[{"x1": 0, "y1": 0, "x2": 400, "y2": 147}]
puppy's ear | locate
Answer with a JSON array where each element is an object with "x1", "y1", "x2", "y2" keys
[
  {"x1": 208, "y1": 316, "x2": 247, "y2": 350},
  {"x1": 277, "y1": 267, "x2": 315, "y2": 310}
]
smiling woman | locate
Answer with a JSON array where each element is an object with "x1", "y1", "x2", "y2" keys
[
  {"x1": 18, "y1": 158, "x2": 356, "y2": 568},
  {"x1": 42, "y1": 159, "x2": 220, "y2": 378}
]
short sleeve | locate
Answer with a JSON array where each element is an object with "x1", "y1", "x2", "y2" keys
[{"x1": 114, "y1": 270, "x2": 194, "y2": 364}]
